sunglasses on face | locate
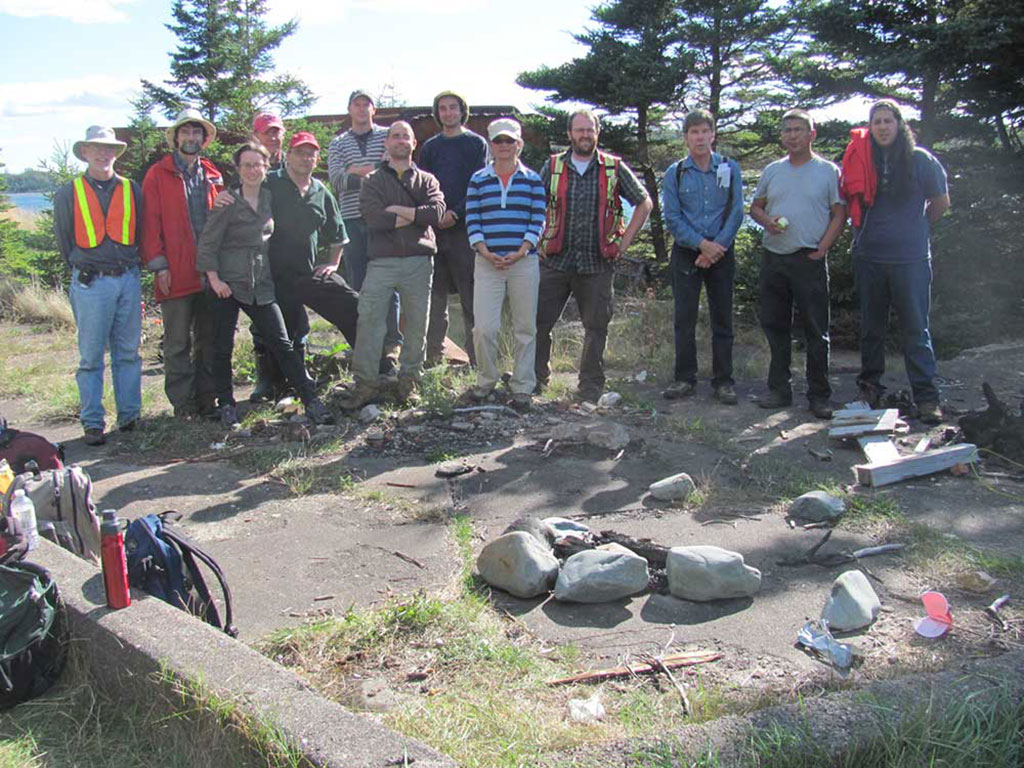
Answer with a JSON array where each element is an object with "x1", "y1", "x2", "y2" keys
[{"x1": 491, "y1": 136, "x2": 517, "y2": 145}]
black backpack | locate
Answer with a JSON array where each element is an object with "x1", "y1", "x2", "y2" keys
[
  {"x1": 125, "y1": 512, "x2": 238, "y2": 638},
  {"x1": 0, "y1": 558, "x2": 67, "y2": 710}
]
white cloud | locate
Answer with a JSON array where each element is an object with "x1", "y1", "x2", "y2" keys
[
  {"x1": 0, "y1": 0, "x2": 136, "y2": 23},
  {"x1": 267, "y1": 0, "x2": 473, "y2": 25}
]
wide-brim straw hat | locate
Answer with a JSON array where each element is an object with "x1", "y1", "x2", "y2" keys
[
  {"x1": 166, "y1": 107, "x2": 217, "y2": 149},
  {"x1": 72, "y1": 125, "x2": 127, "y2": 161}
]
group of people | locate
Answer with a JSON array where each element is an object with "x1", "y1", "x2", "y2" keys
[{"x1": 54, "y1": 92, "x2": 948, "y2": 447}]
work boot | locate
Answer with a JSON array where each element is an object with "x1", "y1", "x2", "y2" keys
[
  {"x1": 379, "y1": 343, "x2": 401, "y2": 377},
  {"x1": 83, "y1": 428, "x2": 106, "y2": 446},
  {"x1": 917, "y1": 401, "x2": 942, "y2": 425},
  {"x1": 574, "y1": 386, "x2": 602, "y2": 404},
  {"x1": 396, "y1": 377, "x2": 420, "y2": 406},
  {"x1": 510, "y1": 393, "x2": 533, "y2": 413},
  {"x1": 338, "y1": 382, "x2": 379, "y2": 411},
  {"x1": 714, "y1": 384, "x2": 738, "y2": 405},
  {"x1": 758, "y1": 390, "x2": 793, "y2": 409},
  {"x1": 858, "y1": 382, "x2": 883, "y2": 409},
  {"x1": 219, "y1": 403, "x2": 239, "y2": 427},
  {"x1": 304, "y1": 398, "x2": 335, "y2": 425},
  {"x1": 663, "y1": 381, "x2": 696, "y2": 400},
  {"x1": 809, "y1": 398, "x2": 834, "y2": 420}
]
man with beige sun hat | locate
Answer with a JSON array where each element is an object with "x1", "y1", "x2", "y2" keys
[
  {"x1": 141, "y1": 107, "x2": 224, "y2": 419},
  {"x1": 53, "y1": 126, "x2": 144, "y2": 445}
]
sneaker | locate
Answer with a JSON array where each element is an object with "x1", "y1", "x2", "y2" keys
[
  {"x1": 83, "y1": 428, "x2": 106, "y2": 446},
  {"x1": 510, "y1": 393, "x2": 533, "y2": 412},
  {"x1": 219, "y1": 404, "x2": 239, "y2": 427},
  {"x1": 758, "y1": 390, "x2": 793, "y2": 409},
  {"x1": 338, "y1": 382, "x2": 379, "y2": 411},
  {"x1": 809, "y1": 398, "x2": 834, "y2": 420},
  {"x1": 304, "y1": 398, "x2": 335, "y2": 425},
  {"x1": 663, "y1": 381, "x2": 696, "y2": 400},
  {"x1": 714, "y1": 384, "x2": 738, "y2": 405},
  {"x1": 917, "y1": 401, "x2": 942, "y2": 425}
]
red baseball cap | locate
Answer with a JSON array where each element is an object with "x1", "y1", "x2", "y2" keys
[
  {"x1": 289, "y1": 131, "x2": 320, "y2": 150},
  {"x1": 252, "y1": 113, "x2": 285, "y2": 133}
]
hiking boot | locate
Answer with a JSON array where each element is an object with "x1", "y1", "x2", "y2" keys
[
  {"x1": 83, "y1": 428, "x2": 106, "y2": 446},
  {"x1": 173, "y1": 403, "x2": 197, "y2": 420},
  {"x1": 714, "y1": 384, "x2": 738, "y2": 405},
  {"x1": 458, "y1": 386, "x2": 492, "y2": 405},
  {"x1": 533, "y1": 380, "x2": 548, "y2": 396},
  {"x1": 809, "y1": 398, "x2": 834, "y2": 420},
  {"x1": 574, "y1": 387, "x2": 601, "y2": 404},
  {"x1": 663, "y1": 381, "x2": 696, "y2": 400},
  {"x1": 758, "y1": 390, "x2": 793, "y2": 409},
  {"x1": 858, "y1": 382, "x2": 883, "y2": 409},
  {"x1": 395, "y1": 377, "x2": 420, "y2": 406},
  {"x1": 338, "y1": 382, "x2": 379, "y2": 411},
  {"x1": 304, "y1": 398, "x2": 335, "y2": 425},
  {"x1": 219, "y1": 404, "x2": 239, "y2": 428},
  {"x1": 118, "y1": 419, "x2": 138, "y2": 433},
  {"x1": 510, "y1": 393, "x2": 533, "y2": 413},
  {"x1": 917, "y1": 401, "x2": 942, "y2": 425},
  {"x1": 250, "y1": 351, "x2": 283, "y2": 403}
]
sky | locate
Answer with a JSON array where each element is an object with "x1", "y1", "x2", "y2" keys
[{"x1": 0, "y1": 0, "x2": 597, "y2": 172}]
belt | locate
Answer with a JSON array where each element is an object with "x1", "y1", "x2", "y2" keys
[{"x1": 81, "y1": 265, "x2": 131, "y2": 277}]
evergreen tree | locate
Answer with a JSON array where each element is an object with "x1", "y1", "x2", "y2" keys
[
  {"x1": 141, "y1": 0, "x2": 314, "y2": 132},
  {"x1": 518, "y1": 0, "x2": 687, "y2": 261}
]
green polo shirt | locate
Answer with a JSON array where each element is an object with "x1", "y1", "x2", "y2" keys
[{"x1": 265, "y1": 168, "x2": 348, "y2": 288}]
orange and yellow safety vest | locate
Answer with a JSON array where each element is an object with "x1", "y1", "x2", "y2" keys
[{"x1": 72, "y1": 175, "x2": 136, "y2": 249}]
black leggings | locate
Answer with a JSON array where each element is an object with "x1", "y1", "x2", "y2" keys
[{"x1": 210, "y1": 293, "x2": 314, "y2": 406}]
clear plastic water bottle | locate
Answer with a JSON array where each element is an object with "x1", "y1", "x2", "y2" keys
[{"x1": 9, "y1": 489, "x2": 39, "y2": 551}]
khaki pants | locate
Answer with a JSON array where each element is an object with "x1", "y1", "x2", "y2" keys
[
  {"x1": 353, "y1": 256, "x2": 433, "y2": 385},
  {"x1": 473, "y1": 253, "x2": 539, "y2": 394}
]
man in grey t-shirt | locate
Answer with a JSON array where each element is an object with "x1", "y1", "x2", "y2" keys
[{"x1": 750, "y1": 109, "x2": 846, "y2": 419}]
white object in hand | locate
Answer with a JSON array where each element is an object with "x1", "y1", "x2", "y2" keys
[{"x1": 776, "y1": 216, "x2": 789, "y2": 230}]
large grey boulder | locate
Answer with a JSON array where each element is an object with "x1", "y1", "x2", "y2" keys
[
  {"x1": 667, "y1": 546, "x2": 762, "y2": 602},
  {"x1": 477, "y1": 532, "x2": 559, "y2": 598},
  {"x1": 822, "y1": 570, "x2": 880, "y2": 631},
  {"x1": 549, "y1": 421, "x2": 630, "y2": 451},
  {"x1": 789, "y1": 491, "x2": 845, "y2": 523},
  {"x1": 649, "y1": 472, "x2": 697, "y2": 502},
  {"x1": 554, "y1": 549, "x2": 649, "y2": 603}
]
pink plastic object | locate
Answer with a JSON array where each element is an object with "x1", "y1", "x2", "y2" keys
[{"x1": 914, "y1": 591, "x2": 952, "y2": 638}]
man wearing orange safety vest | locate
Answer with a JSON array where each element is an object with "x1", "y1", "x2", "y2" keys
[
  {"x1": 53, "y1": 126, "x2": 144, "y2": 446},
  {"x1": 536, "y1": 110, "x2": 653, "y2": 403}
]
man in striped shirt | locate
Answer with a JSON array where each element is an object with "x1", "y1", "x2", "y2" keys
[
  {"x1": 464, "y1": 118, "x2": 547, "y2": 410},
  {"x1": 327, "y1": 90, "x2": 402, "y2": 371}
]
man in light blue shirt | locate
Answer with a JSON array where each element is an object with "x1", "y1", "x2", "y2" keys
[{"x1": 661, "y1": 109, "x2": 744, "y2": 404}]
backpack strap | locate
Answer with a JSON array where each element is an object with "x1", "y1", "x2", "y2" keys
[{"x1": 159, "y1": 524, "x2": 238, "y2": 638}]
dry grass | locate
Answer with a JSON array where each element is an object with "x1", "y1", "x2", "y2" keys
[{"x1": 5, "y1": 282, "x2": 74, "y2": 328}]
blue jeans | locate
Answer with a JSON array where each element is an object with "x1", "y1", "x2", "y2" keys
[
  {"x1": 69, "y1": 266, "x2": 143, "y2": 430},
  {"x1": 855, "y1": 258, "x2": 938, "y2": 403},
  {"x1": 670, "y1": 245, "x2": 735, "y2": 388},
  {"x1": 343, "y1": 217, "x2": 402, "y2": 349}
]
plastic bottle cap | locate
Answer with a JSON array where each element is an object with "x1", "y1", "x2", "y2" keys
[{"x1": 101, "y1": 510, "x2": 117, "y2": 522}]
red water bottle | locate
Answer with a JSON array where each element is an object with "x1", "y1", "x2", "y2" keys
[{"x1": 100, "y1": 510, "x2": 131, "y2": 610}]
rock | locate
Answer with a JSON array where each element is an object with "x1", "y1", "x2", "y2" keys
[
  {"x1": 365, "y1": 428, "x2": 385, "y2": 449},
  {"x1": 597, "y1": 392, "x2": 622, "y2": 407},
  {"x1": 477, "y1": 532, "x2": 559, "y2": 598},
  {"x1": 596, "y1": 542, "x2": 636, "y2": 557},
  {"x1": 789, "y1": 491, "x2": 845, "y2": 522},
  {"x1": 359, "y1": 404, "x2": 381, "y2": 424},
  {"x1": 541, "y1": 517, "x2": 592, "y2": 543},
  {"x1": 955, "y1": 570, "x2": 998, "y2": 594},
  {"x1": 275, "y1": 396, "x2": 299, "y2": 413},
  {"x1": 352, "y1": 677, "x2": 398, "y2": 713},
  {"x1": 554, "y1": 549, "x2": 649, "y2": 603},
  {"x1": 822, "y1": 570, "x2": 881, "y2": 631},
  {"x1": 502, "y1": 516, "x2": 551, "y2": 546},
  {"x1": 649, "y1": 472, "x2": 696, "y2": 501},
  {"x1": 549, "y1": 421, "x2": 630, "y2": 451},
  {"x1": 450, "y1": 421, "x2": 474, "y2": 432},
  {"x1": 667, "y1": 546, "x2": 761, "y2": 602}
]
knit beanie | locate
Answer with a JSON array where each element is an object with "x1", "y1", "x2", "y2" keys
[{"x1": 432, "y1": 91, "x2": 470, "y2": 126}]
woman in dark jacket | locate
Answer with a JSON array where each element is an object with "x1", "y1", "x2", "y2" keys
[{"x1": 197, "y1": 141, "x2": 333, "y2": 426}]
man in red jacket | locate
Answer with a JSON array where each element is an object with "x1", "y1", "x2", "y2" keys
[{"x1": 142, "y1": 108, "x2": 223, "y2": 418}]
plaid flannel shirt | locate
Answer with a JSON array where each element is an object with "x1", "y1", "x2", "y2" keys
[{"x1": 540, "y1": 149, "x2": 649, "y2": 274}]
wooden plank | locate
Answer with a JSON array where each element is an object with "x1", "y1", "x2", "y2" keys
[
  {"x1": 829, "y1": 409, "x2": 900, "y2": 439},
  {"x1": 853, "y1": 444, "x2": 979, "y2": 487},
  {"x1": 857, "y1": 435, "x2": 901, "y2": 464},
  {"x1": 832, "y1": 408, "x2": 891, "y2": 425}
]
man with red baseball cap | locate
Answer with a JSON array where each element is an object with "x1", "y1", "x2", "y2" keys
[{"x1": 252, "y1": 113, "x2": 285, "y2": 170}]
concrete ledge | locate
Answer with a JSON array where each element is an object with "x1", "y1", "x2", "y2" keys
[{"x1": 39, "y1": 540, "x2": 455, "y2": 768}]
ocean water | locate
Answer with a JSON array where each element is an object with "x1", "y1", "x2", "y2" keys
[{"x1": 6, "y1": 192, "x2": 50, "y2": 215}]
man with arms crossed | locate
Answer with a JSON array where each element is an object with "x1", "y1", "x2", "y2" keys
[
  {"x1": 750, "y1": 108, "x2": 846, "y2": 419},
  {"x1": 340, "y1": 122, "x2": 445, "y2": 409},
  {"x1": 661, "y1": 109, "x2": 744, "y2": 405},
  {"x1": 419, "y1": 90, "x2": 488, "y2": 367},
  {"x1": 54, "y1": 126, "x2": 143, "y2": 445},
  {"x1": 535, "y1": 110, "x2": 653, "y2": 403}
]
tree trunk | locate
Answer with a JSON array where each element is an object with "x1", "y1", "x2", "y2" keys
[
  {"x1": 635, "y1": 104, "x2": 668, "y2": 261},
  {"x1": 994, "y1": 113, "x2": 1013, "y2": 153}
]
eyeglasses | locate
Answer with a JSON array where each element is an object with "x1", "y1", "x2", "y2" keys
[
  {"x1": 239, "y1": 162, "x2": 266, "y2": 171},
  {"x1": 491, "y1": 136, "x2": 517, "y2": 144}
]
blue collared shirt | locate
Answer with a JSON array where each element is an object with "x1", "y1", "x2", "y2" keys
[{"x1": 662, "y1": 152, "x2": 743, "y2": 250}]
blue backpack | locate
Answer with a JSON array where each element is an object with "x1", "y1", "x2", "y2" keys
[{"x1": 125, "y1": 512, "x2": 238, "y2": 637}]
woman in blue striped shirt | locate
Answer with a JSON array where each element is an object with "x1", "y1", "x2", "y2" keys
[{"x1": 464, "y1": 118, "x2": 547, "y2": 410}]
